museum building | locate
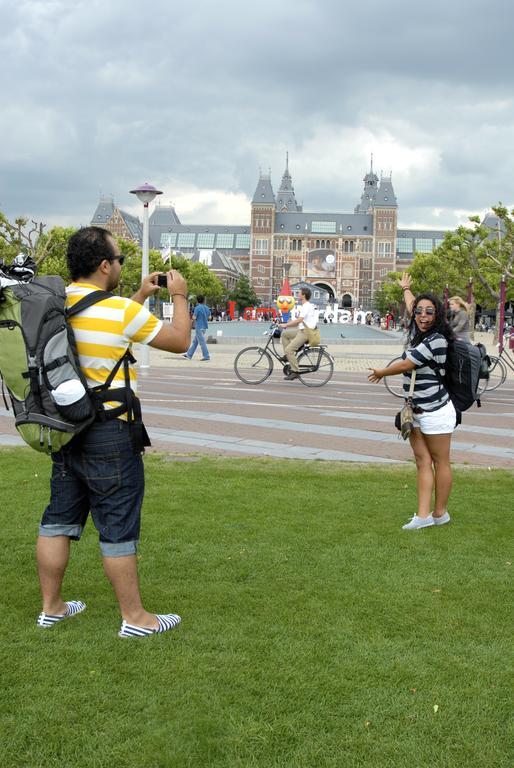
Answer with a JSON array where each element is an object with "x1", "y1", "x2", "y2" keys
[{"x1": 90, "y1": 157, "x2": 446, "y2": 308}]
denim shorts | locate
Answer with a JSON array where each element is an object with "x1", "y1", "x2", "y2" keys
[{"x1": 40, "y1": 420, "x2": 144, "y2": 556}]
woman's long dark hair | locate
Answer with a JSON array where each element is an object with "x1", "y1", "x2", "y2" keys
[{"x1": 406, "y1": 292, "x2": 454, "y2": 348}]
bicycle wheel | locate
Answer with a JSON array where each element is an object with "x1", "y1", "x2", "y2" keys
[
  {"x1": 297, "y1": 347, "x2": 334, "y2": 387},
  {"x1": 383, "y1": 356, "x2": 405, "y2": 398},
  {"x1": 234, "y1": 346, "x2": 273, "y2": 384},
  {"x1": 480, "y1": 355, "x2": 507, "y2": 392}
]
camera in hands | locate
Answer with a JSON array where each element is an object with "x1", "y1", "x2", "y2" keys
[{"x1": 157, "y1": 274, "x2": 168, "y2": 288}]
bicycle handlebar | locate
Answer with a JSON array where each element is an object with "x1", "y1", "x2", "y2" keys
[{"x1": 263, "y1": 321, "x2": 281, "y2": 336}]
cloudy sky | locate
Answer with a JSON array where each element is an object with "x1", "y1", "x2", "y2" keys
[{"x1": 1, "y1": 0, "x2": 513, "y2": 233}]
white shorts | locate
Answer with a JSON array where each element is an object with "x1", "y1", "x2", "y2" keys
[{"x1": 413, "y1": 400, "x2": 456, "y2": 435}]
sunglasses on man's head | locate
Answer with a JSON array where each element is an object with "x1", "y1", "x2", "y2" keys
[
  {"x1": 414, "y1": 307, "x2": 435, "y2": 316},
  {"x1": 112, "y1": 255, "x2": 125, "y2": 266}
]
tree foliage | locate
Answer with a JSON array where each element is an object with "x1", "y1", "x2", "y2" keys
[
  {"x1": 118, "y1": 246, "x2": 223, "y2": 303},
  {"x1": 0, "y1": 214, "x2": 79, "y2": 275},
  {"x1": 373, "y1": 282, "x2": 400, "y2": 315},
  {"x1": 431, "y1": 205, "x2": 513, "y2": 306},
  {"x1": 379, "y1": 205, "x2": 513, "y2": 310},
  {"x1": 227, "y1": 275, "x2": 261, "y2": 312},
  {"x1": 1, "y1": 213, "x2": 223, "y2": 303},
  {"x1": 36, "y1": 227, "x2": 76, "y2": 280}
]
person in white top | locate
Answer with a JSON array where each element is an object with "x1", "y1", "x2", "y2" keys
[{"x1": 280, "y1": 287, "x2": 318, "y2": 380}]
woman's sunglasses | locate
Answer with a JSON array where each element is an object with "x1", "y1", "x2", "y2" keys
[{"x1": 414, "y1": 307, "x2": 435, "y2": 316}]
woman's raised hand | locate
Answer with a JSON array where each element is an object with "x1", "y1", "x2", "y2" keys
[{"x1": 399, "y1": 272, "x2": 412, "y2": 291}]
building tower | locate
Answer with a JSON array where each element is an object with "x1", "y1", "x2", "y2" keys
[
  {"x1": 354, "y1": 155, "x2": 379, "y2": 213},
  {"x1": 250, "y1": 170, "x2": 276, "y2": 303},
  {"x1": 372, "y1": 172, "x2": 398, "y2": 299}
]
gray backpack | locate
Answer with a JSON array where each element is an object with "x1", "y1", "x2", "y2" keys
[{"x1": 0, "y1": 270, "x2": 144, "y2": 453}]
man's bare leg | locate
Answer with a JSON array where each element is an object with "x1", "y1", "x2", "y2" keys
[
  {"x1": 103, "y1": 555, "x2": 159, "y2": 629},
  {"x1": 36, "y1": 535, "x2": 71, "y2": 615}
]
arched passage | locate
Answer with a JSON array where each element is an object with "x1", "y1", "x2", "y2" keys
[{"x1": 314, "y1": 282, "x2": 335, "y2": 301}]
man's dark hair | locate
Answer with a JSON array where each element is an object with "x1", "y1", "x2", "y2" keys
[
  {"x1": 196, "y1": 294, "x2": 205, "y2": 303},
  {"x1": 67, "y1": 226, "x2": 117, "y2": 281},
  {"x1": 301, "y1": 287, "x2": 311, "y2": 300},
  {"x1": 406, "y1": 292, "x2": 454, "y2": 347}
]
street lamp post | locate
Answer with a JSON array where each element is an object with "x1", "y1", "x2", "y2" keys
[{"x1": 129, "y1": 182, "x2": 163, "y2": 368}]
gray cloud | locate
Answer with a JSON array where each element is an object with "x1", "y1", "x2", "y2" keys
[{"x1": 1, "y1": 0, "x2": 513, "y2": 231}]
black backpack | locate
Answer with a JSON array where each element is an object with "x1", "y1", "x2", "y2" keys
[
  {"x1": 475, "y1": 342, "x2": 491, "y2": 380},
  {"x1": 430, "y1": 339, "x2": 482, "y2": 414}
]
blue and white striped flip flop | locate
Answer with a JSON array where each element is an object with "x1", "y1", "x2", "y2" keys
[
  {"x1": 118, "y1": 613, "x2": 181, "y2": 638},
  {"x1": 36, "y1": 600, "x2": 86, "y2": 628}
]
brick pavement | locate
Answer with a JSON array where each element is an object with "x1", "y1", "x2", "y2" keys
[
  {"x1": 147, "y1": 331, "x2": 508, "y2": 375},
  {"x1": 1, "y1": 334, "x2": 512, "y2": 467}
]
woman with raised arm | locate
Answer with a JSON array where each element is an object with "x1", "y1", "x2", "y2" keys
[{"x1": 367, "y1": 273, "x2": 456, "y2": 530}]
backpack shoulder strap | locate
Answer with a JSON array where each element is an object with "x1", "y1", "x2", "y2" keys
[
  {"x1": 66, "y1": 290, "x2": 114, "y2": 318},
  {"x1": 427, "y1": 357, "x2": 444, "y2": 381},
  {"x1": 426, "y1": 340, "x2": 451, "y2": 392},
  {"x1": 66, "y1": 289, "x2": 133, "y2": 391}
]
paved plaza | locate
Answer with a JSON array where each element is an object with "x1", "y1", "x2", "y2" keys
[{"x1": 2, "y1": 328, "x2": 511, "y2": 467}]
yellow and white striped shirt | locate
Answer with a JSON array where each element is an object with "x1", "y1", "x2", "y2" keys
[{"x1": 66, "y1": 282, "x2": 162, "y2": 408}]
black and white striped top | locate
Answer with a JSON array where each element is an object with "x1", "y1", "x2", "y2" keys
[{"x1": 402, "y1": 332, "x2": 449, "y2": 411}]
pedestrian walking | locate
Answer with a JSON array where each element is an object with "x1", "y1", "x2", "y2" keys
[{"x1": 183, "y1": 295, "x2": 211, "y2": 361}]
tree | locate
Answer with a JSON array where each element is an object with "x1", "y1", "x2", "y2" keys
[
  {"x1": 373, "y1": 281, "x2": 400, "y2": 316},
  {"x1": 0, "y1": 213, "x2": 46, "y2": 263},
  {"x1": 36, "y1": 227, "x2": 76, "y2": 280},
  {"x1": 401, "y1": 252, "x2": 462, "y2": 298},
  {"x1": 434, "y1": 205, "x2": 513, "y2": 306},
  {"x1": 379, "y1": 205, "x2": 513, "y2": 329},
  {"x1": 118, "y1": 246, "x2": 223, "y2": 306},
  {"x1": 228, "y1": 275, "x2": 261, "y2": 312},
  {"x1": 188, "y1": 262, "x2": 223, "y2": 303},
  {"x1": 0, "y1": 211, "x2": 78, "y2": 277}
]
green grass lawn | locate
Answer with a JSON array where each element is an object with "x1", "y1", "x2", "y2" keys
[{"x1": 1, "y1": 449, "x2": 512, "y2": 768}]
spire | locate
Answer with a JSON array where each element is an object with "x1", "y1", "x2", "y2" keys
[
  {"x1": 276, "y1": 152, "x2": 300, "y2": 212},
  {"x1": 354, "y1": 157, "x2": 380, "y2": 213}
]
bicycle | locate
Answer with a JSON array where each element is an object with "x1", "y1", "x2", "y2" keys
[
  {"x1": 382, "y1": 356, "x2": 407, "y2": 398},
  {"x1": 476, "y1": 353, "x2": 507, "y2": 392},
  {"x1": 234, "y1": 323, "x2": 334, "y2": 387},
  {"x1": 383, "y1": 345, "x2": 513, "y2": 398}
]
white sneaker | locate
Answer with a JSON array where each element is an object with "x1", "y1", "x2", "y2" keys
[
  {"x1": 433, "y1": 511, "x2": 451, "y2": 526},
  {"x1": 402, "y1": 515, "x2": 435, "y2": 530}
]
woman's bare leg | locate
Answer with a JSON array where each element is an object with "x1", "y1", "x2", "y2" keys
[
  {"x1": 424, "y1": 433, "x2": 452, "y2": 517},
  {"x1": 409, "y1": 428, "x2": 434, "y2": 518}
]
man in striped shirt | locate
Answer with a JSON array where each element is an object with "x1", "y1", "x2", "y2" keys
[{"x1": 36, "y1": 227, "x2": 191, "y2": 638}]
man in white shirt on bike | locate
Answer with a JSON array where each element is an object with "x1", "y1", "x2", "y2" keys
[{"x1": 280, "y1": 287, "x2": 319, "y2": 380}]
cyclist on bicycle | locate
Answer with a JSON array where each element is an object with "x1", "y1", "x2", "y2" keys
[{"x1": 280, "y1": 287, "x2": 319, "y2": 380}]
